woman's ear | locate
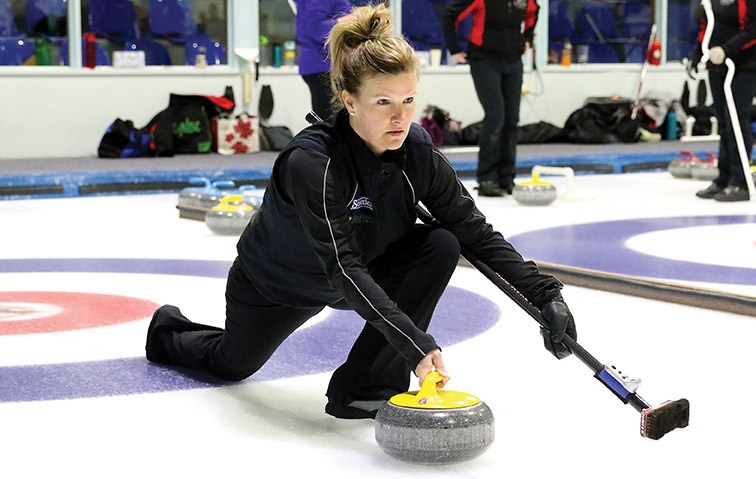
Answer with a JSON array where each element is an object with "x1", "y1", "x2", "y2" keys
[{"x1": 341, "y1": 91, "x2": 355, "y2": 115}]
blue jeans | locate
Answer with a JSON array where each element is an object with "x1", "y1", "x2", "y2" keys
[{"x1": 470, "y1": 59, "x2": 524, "y2": 188}]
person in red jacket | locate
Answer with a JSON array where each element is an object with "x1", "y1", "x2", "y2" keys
[
  {"x1": 442, "y1": 0, "x2": 540, "y2": 197},
  {"x1": 690, "y1": 0, "x2": 756, "y2": 202}
]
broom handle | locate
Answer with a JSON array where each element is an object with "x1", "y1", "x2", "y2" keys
[{"x1": 414, "y1": 205, "x2": 652, "y2": 412}]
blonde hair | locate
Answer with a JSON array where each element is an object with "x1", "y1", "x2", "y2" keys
[{"x1": 326, "y1": 3, "x2": 418, "y2": 108}]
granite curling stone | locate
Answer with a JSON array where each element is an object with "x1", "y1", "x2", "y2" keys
[
  {"x1": 668, "y1": 151, "x2": 697, "y2": 179},
  {"x1": 374, "y1": 371, "x2": 494, "y2": 464},
  {"x1": 512, "y1": 172, "x2": 557, "y2": 206},
  {"x1": 690, "y1": 157, "x2": 719, "y2": 181},
  {"x1": 196, "y1": 180, "x2": 239, "y2": 209},
  {"x1": 205, "y1": 195, "x2": 256, "y2": 236},
  {"x1": 177, "y1": 177, "x2": 213, "y2": 208}
]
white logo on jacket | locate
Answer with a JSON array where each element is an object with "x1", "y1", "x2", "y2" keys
[{"x1": 350, "y1": 197, "x2": 374, "y2": 211}]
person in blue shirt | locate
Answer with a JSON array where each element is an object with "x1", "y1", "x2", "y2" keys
[{"x1": 295, "y1": 0, "x2": 352, "y2": 119}]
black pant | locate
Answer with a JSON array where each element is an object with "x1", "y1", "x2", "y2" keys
[
  {"x1": 302, "y1": 72, "x2": 334, "y2": 120},
  {"x1": 146, "y1": 225, "x2": 460, "y2": 405},
  {"x1": 469, "y1": 59, "x2": 524, "y2": 189},
  {"x1": 708, "y1": 66, "x2": 756, "y2": 189}
]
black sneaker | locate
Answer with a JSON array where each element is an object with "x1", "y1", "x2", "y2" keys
[
  {"x1": 695, "y1": 183, "x2": 723, "y2": 199},
  {"x1": 325, "y1": 397, "x2": 386, "y2": 419},
  {"x1": 475, "y1": 180, "x2": 504, "y2": 197},
  {"x1": 499, "y1": 182, "x2": 514, "y2": 195},
  {"x1": 713, "y1": 186, "x2": 750, "y2": 202}
]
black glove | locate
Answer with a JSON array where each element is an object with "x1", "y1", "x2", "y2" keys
[
  {"x1": 686, "y1": 46, "x2": 703, "y2": 80},
  {"x1": 540, "y1": 300, "x2": 577, "y2": 360},
  {"x1": 685, "y1": 58, "x2": 699, "y2": 80}
]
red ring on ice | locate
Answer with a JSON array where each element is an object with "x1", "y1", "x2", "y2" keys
[{"x1": 0, "y1": 291, "x2": 159, "y2": 335}]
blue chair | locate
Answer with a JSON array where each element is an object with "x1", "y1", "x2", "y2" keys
[
  {"x1": 667, "y1": 0, "x2": 699, "y2": 61},
  {"x1": 25, "y1": 0, "x2": 68, "y2": 38},
  {"x1": 59, "y1": 37, "x2": 111, "y2": 66},
  {"x1": 125, "y1": 37, "x2": 172, "y2": 65},
  {"x1": 621, "y1": 1, "x2": 651, "y2": 40},
  {"x1": 549, "y1": 0, "x2": 574, "y2": 43},
  {"x1": 0, "y1": 0, "x2": 19, "y2": 37},
  {"x1": 0, "y1": 37, "x2": 35, "y2": 65},
  {"x1": 184, "y1": 35, "x2": 226, "y2": 65},
  {"x1": 89, "y1": 0, "x2": 138, "y2": 43},
  {"x1": 575, "y1": 3, "x2": 619, "y2": 43},
  {"x1": 149, "y1": 0, "x2": 197, "y2": 43},
  {"x1": 586, "y1": 42, "x2": 621, "y2": 63}
]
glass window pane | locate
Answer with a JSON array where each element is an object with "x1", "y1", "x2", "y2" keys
[
  {"x1": 666, "y1": 0, "x2": 697, "y2": 62},
  {"x1": 259, "y1": 0, "x2": 296, "y2": 67},
  {"x1": 0, "y1": 0, "x2": 66, "y2": 66},
  {"x1": 548, "y1": 0, "x2": 653, "y2": 64},
  {"x1": 75, "y1": 0, "x2": 228, "y2": 67},
  {"x1": 404, "y1": 0, "x2": 471, "y2": 66},
  {"x1": 261, "y1": 1, "x2": 377, "y2": 69}
]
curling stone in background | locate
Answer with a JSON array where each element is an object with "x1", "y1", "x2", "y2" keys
[
  {"x1": 196, "y1": 180, "x2": 239, "y2": 209},
  {"x1": 375, "y1": 371, "x2": 494, "y2": 464},
  {"x1": 690, "y1": 153, "x2": 719, "y2": 181},
  {"x1": 239, "y1": 184, "x2": 264, "y2": 210},
  {"x1": 205, "y1": 195, "x2": 256, "y2": 236},
  {"x1": 512, "y1": 172, "x2": 557, "y2": 206},
  {"x1": 668, "y1": 151, "x2": 697, "y2": 178},
  {"x1": 177, "y1": 177, "x2": 213, "y2": 208}
]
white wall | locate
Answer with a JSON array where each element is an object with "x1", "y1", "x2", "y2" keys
[{"x1": 0, "y1": 63, "x2": 689, "y2": 160}]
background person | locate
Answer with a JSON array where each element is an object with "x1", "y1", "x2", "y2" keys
[
  {"x1": 295, "y1": 0, "x2": 352, "y2": 119},
  {"x1": 442, "y1": 0, "x2": 540, "y2": 197},
  {"x1": 691, "y1": 0, "x2": 756, "y2": 202}
]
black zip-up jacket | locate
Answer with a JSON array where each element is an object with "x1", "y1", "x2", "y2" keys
[
  {"x1": 442, "y1": 0, "x2": 540, "y2": 63},
  {"x1": 236, "y1": 109, "x2": 562, "y2": 367},
  {"x1": 693, "y1": 0, "x2": 756, "y2": 70}
]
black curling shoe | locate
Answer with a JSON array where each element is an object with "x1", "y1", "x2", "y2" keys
[
  {"x1": 713, "y1": 186, "x2": 749, "y2": 202},
  {"x1": 695, "y1": 182, "x2": 723, "y2": 199}
]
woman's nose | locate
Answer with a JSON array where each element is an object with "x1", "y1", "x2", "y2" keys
[{"x1": 392, "y1": 106, "x2": 405, "y2": 123}]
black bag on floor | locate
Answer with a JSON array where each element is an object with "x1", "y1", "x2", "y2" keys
[
  {"x1": 147, "y1": 87, "x2": 235, "y2": 156},
  {"x1": 257, "y1": 84, "x2": 294, "y2": 151},
  {"x1": 260, "y1": 125, "x2": 293, "y2": 151},
  {"x1": 98, "y1": 118, "x2": 151, "y2": 158},
  {"x1": 518, "y1": 121, "x2": 567, "y2": 144},
  {"x1": 460, "y1": 121, "x2": 482, "y2": 145},
  {"x1": 564, "y1": 98, "x2": 640, "y2": 143}
]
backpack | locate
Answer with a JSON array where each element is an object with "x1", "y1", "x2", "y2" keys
[
  {"x1": 147, "y1": 86, "x2": 235, "y2": 156},
  {"x1": 258, "y1": 84, "x2": 293, "y2": 151},
  {"x1": 97, "y1": 118, "x2": 151, "y2": 158}
]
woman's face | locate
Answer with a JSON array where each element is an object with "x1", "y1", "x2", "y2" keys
[{"x1": 341, "y1": 71, "x2": 418, "y2": 157}]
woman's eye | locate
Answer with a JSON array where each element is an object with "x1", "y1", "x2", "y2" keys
[
  {"x1": 404, "y1": 97, "x2": 415, "y2": 104},
  {"x1": 377, "y1": 99, "x2": 390, "y2": 106}
]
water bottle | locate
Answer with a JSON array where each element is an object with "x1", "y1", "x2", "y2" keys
[
  {"x1": 272, "y1": 44, "x2": 282, "y2": 68},
  {"x1": 84, "y1": 33, "x2": 96, "y2": 69},
  {"x1": 666, "y1": 103, "x2": 678, "y2": 140},
  {"x1": 561, "y1": 40, "x2": 572, "y2": 67}
]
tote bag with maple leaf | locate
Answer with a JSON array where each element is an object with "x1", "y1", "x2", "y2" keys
[{"x1": 215, "y1": 114, "x2": 260, "y2": 155}]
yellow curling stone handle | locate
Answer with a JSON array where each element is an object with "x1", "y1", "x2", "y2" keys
[
  {"x1": 519, "y1": 171, "x2": 552, "y2": 187},
  {"x1": 212, "y1": 195, "x2": 253, "y2": 212},
  {"x1": 389, "y1": 371, "x2": 481, "y2": 409}
]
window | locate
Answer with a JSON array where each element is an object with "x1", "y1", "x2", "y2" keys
[
  {"x1": 548, "y1": 0, "x2": 654, "y2": 64},
  {"x1": 258, "y1": 0, "x2": 296, "y2": 67},
  {"x1": 0, "y1": 0, "x2": 228, "y2": 67},
  {"x1": 666, "y1": 0, "x2": 698, "y2": 62},
  {"x1": 1, "y1": 0, "x2": 67, "y2": 66}
]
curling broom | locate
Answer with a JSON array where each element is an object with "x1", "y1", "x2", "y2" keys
[{"x1": 415, "y1": 205, "x2": 689, "y2": 440}]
